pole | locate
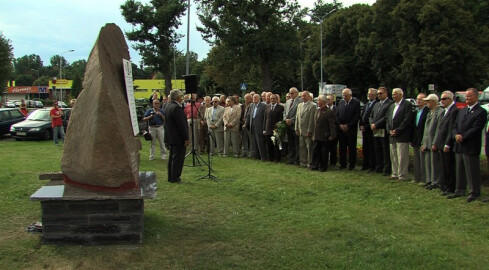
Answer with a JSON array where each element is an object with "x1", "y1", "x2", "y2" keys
[
  {"x1": 173, "y1": 47, "x2": 177, "y2": 81},
  {"x1": 319, "y1": 9, "x2": 336, "y2": 93},
  {"x1": 300, "y1": 36, "x2": 310, "y2": 92},
  {"x1": 59, "y1": 49, "x2": 74, "y2": 103},
  {"x1": 185, "y1": 0, "x2": 190, "y2": 76},
  {"x1": 31, "y1": 69, "x2": 40, "y2": 99}
]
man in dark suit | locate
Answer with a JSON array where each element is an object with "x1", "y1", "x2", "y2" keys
[
  {"x1": 264, "y1": 94, "x2": 285, "y2": 162},
  {"x1": 337, "y1": 88, "x2": 361, "y2": 170},
  {"x1": 370, "y1": 87, "x2": 394, "y2": 175},
  {"x1": 164, "y1": 89, "x2": 190, "y2": 183},
  {"x1": 311, "y1": 94, "x2": 337, "y2": 171},
  {"x1": 433, "y1": 91, "x2": 458, "y2": 195},
  {"x1": 360, "y1": 88, "x2": 377, "y2": 171},
  {"x1": 386, "y1": 88, "x2": 413, "y2": 181},
  {"x1": 284, "y1": 87, "x2": 301, "y2": 165},
  {"x1": 448, "y1": 88, "x2": 487, "y2": 202},
  {"x1": 410, "y1": 93, "x2": 429, "y2": 184},
  {"x1": 326, "y1": 94, "x2": 339, "y2": 167},
  {"x1": 246, "y1": 94, "x2": 268, "y2": 160}
]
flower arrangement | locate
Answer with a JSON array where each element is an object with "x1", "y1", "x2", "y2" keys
[{"x1": 271, "y1": 121, "x2": 287, "y2": 150}]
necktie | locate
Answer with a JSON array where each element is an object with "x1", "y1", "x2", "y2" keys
[
  {"x1": 271, "y1": 105, "x2": 275, "y2": 111},
  {"x1": 212, "y1": 107, "x2": 216, "y2": 121},
  {"x1": 466, "y1": 107, "x2": 471, "y2": 115}
]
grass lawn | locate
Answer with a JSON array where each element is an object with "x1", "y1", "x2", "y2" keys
[{"x1": 1, "y1": 137, "x2": 489, "y2": 269}]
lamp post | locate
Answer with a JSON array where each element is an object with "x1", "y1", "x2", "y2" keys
[
  {"x1": 31, "y1": 69, "x2": 40, "y2": 99},
  {"x1": 185, "y1": 0, "x2": 190, "y2": 75},
  {"x1": 318, "y1": 9, "x2": 336, "y2": 93},
  {"x1": 59, "y1": 49, "x2": 74, "y2": 103},
  {"x1": 300, "y1": 36, "x2": 310, "y2": 91}
]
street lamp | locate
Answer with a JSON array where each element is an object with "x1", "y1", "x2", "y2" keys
[
  {"x1": 318, "y1": 9, "x2": 336, "y2": 93},
  {"x1": 300, "y1": 36, "x2": 310, "y2": 91},
  {"x1": 185, "y1": 0, "x2": 190, "y2": 75},
  {"x1": 59, "y1": 49, "x2": 74, "y2": 103},
  {"x1": 31, "y1": 69, "x2": 40, "y2": 99}
]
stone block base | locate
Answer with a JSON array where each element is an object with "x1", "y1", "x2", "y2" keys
[{"x1": 40, "y1": 199, "x2": 143, "y2": 245}]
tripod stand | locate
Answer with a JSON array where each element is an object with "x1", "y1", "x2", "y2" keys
[
  {"x1": 185, "y1": 100, "x2": 208, "y2": 167},
  {"x1": 198, "y1": 131, "x2": 218, "y2": 181}
]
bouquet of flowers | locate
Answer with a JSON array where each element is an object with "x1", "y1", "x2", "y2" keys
[{"x1": 271, "y1": 121, "x2": 287, "y2": 150}]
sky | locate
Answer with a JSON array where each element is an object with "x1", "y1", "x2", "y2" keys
[{"x1": 0, "y1": 0, "x2": 376, "y2": 67}]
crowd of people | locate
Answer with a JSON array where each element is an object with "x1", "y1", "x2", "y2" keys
[{"x1": 145, "y1": 87, "x2": 488, "y2": 202}]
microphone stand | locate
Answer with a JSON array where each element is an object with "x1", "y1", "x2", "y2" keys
[
  {"x1": 185, "y1": 100, "x2": 207, "y2": 167},
  {"x1": 198, "y1": 131, "x2": 218, "y2": 181}
]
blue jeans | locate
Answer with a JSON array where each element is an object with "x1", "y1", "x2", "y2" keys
[{"x1": 53, "y1": 125, "x2": 65, "y2": 145}]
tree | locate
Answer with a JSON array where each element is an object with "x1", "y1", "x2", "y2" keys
[
  {"x1": 197, "y1": 0, "x2": 302, "y2": 92},
  {"x1": 70, "y1": 74, "x2": 83, "y2": 99},
  {"x1": 320, "y1": 4, "x2": 377, "y2": 95},
  {"x1": 13, "y1": 54, "x2": 43, "y2": 76},
  {"x1": 0, "y1": 33, "x2": 15, "y2": 88},
  {"x1": 121, "y1": 0, "x2": 187, "y2": 95}
]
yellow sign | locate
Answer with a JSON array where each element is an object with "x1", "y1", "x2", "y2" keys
[{"x1": 57, "y1": 79, "x2": 68, "y2": 84}]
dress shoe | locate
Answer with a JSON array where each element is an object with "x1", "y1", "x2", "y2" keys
[
  {"x1": 387, "y1": 176, "x2": 398, "y2": 180},
  {"x1": 466, "y1": 196, "x2": 479, "y2": 203},
  {"x1": 447, "y1": 193, "x2": 464, "y2": 199},
  {"x1": 441, "y1": 191, "x2": 452, "y2": 196}
]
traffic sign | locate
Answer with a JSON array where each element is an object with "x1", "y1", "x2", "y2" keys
[{"x1": 240, "y1": 83, "x2": 247, "y2": 91}]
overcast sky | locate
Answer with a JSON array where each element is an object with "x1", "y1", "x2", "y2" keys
[{"x1": 0, "y1": 0, "x2": 375, "y2": 66}]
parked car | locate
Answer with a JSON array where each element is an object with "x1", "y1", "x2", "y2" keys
[
  {"x1": 25, "y1": 100, "x2": 37, "y2": 108},
  {"x1": 0, "y1": 108, "x2": 25, "y2": 135},
  {"x1": 5, "y1": 101, "x2": 16, "y2": 108},
  {"x1": 58, "y1": 101, "x2": 68, "y2": 108},
  {"x1": 34, "y1": 101, "x2": 44, "y2": 108},
  {"x1": 137, "y1": 106, "x2": 147, "y2": 134},
  {"x1": 10, "y1": 108, "x2": 71, "y2": 140},
  {"x1": 14, "y1": 101, "x2": 21, "y2": 107}
]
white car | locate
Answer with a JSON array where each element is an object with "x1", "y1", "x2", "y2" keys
[{"x1": 5, "y1": 101, "x2": 16, "y2": 108}]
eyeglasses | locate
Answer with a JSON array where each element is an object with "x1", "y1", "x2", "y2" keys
[{"x1": 440, "y1": 98, "x2": 450, "y2": 100}]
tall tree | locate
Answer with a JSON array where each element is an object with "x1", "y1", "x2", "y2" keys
[
  {"x1": 197, "y1": 0, "x2": 302, "y2": 92},
  {"x1": 121, "y1": 0, "x2": 187, "y2": 95},
  {"x1": 0, "y1": 33, "x2": 13, "y2": 89},
  {"x1": 13, "y1": 54, "x2": 43, "y2": 76},
  {"x1": 70, "y1": 74, "x2": 83, "y2": 99},
  {"x1": 321, "y1": 4, "x2": 376, "y2": 94}
]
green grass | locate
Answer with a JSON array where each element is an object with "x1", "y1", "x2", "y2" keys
[{"x1": 1, "y1": 137, "x2": 489, "y2": 269}]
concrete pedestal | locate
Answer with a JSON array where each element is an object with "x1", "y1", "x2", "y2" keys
[{"x1": 30, "y1": 171, "x2": 156, "y2": 245}]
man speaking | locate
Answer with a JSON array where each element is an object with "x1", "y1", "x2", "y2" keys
[{"x1": 164, "y1": 89, "x2": 190, "y2": 183}]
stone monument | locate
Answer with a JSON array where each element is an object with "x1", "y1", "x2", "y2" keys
[
  {"x1": 30, "y1": 24, "x2": 155, "y2": 245},
  {"x1": 61, "y1": 23, "x2": 141, "y2": 191}
]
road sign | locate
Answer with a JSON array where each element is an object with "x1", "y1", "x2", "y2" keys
[
  {"x1": 240, "y1": 83, "x2": 247, "y2": 91},
  {"x1": 428, "y1": 84, "x2": 435, "y2": 91}
]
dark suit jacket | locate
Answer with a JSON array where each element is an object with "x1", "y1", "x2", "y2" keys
[
  {"x1": 360, "y1": 100, "x2": 377, "y2": 131},
  {"x1": 433, "y1": 104, "x2": 458, "y2": 149},
  {"x1": 369, "y1": 98, "x2": 394, "y2": 130},
  {"x1": 386, "y1": 99, "x2": 413, "y2": 143},
  {"x1": 265, "y1": 103, "x2": 284, "y2": 136},
  {"x1": 410, "y1": 106, "x2": 429, "y2": 146},
  {"x1": 164, "y1": 101, "x2": 189, "y2": 145},
  {"x1": 337, "y1": 97, "x2": 361, "y2": 131},
  {"x1": 246, "y1": 102, "x2": 267, "y2": 133},
  {"x1": 453, "y1": 104, "x2": 487, "y2": 155},
  {"x1": 314, "y1": 106, "x2": 337, "y2": 141}
]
